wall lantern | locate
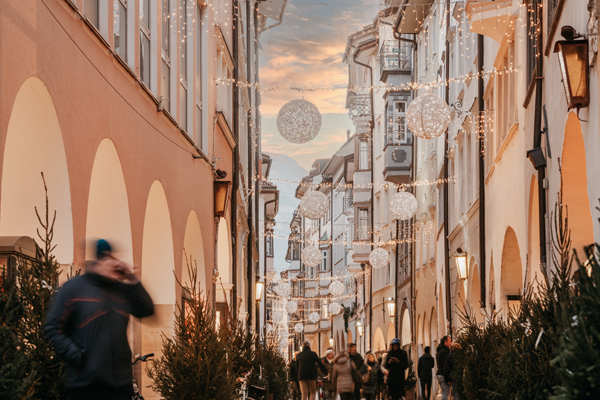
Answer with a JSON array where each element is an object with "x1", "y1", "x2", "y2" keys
[
  {"x1": 554, "y1": 26, "x2": 590, "y2": 111},
  {"x1": 507, "y1": 294, "x2": 521, "y2": 315},
  {"x1": 329, "y1": 337, "x2": 334, "y2": 347},
  {"x1": 527, "y1": 148, "x2": 547, "y2": 170},
  {"x1": 356, "y1": 321, "x2": 364, "y2": 337},
  {"x1": 385, "y1": 297, "x2": 396, "y2": 319},
  {"x1": 214, "y1": 180, "x2": 232, "y2": 218},
  {"x1": 255, "y1": 281, "x2": 265, "y2": 302},
  {"x1": 454, "y1": 247, "x2": 468, "y2": 281}
]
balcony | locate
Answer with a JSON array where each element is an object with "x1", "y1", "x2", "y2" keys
[
  {"x1": 352, "y1": 240, "x2": 371, "y2": 263},
  {"x1": 465, "y1": 0, "x2": 514, "y2": 44},
  {"x1": 383, "y1": 144, "x2": 412, "y2": 184},
  {"x1": 380, "y1": 40, "x2": 412, "y2": 83},
  {"x1": 353, "y1": 170, "x2": 371, "y2": 203},
  {"x1": 348, "y1": 90, "x2": 371, "y2": 127},
  {"x1": 343, "y1": 196, "x2": 354, "y2": 213}
]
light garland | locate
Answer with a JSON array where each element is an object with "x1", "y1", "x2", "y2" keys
[{"x1": 253, "y1": 176, "x2": 456, "y2": 190}]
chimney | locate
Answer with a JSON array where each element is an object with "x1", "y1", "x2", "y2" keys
[{"x1": 346, "y1": 130, "x2": 351, "y2": 140}]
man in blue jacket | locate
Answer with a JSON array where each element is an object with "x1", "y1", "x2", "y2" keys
[{"x1": 44, "y1": 239, "x2": 154, "y2": 400}]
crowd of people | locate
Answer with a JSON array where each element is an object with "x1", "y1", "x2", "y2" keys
[{"x1": 288, "y1": 335, "x2": 461, "y2": 400}]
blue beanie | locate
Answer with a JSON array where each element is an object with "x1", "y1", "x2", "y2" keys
[{"x1": 96, "y1": 239, "x2": 112, "y2": 259}]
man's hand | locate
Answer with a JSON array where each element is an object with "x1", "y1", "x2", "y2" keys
[
  {"x1": 116, "y1": 261, "x2": 140, "y2": 284},
  {"x1": 367, "y1": 366, "x2": 372, "y2": 371},
  {"x1": 384, "y1": 370, "x2": 389, "y2": 376}
]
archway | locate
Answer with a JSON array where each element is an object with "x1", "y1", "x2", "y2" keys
[
  {"x1": 500, "y1": 227, "x2": 522, "y2": 317},
  {"x1": 562, "y1": 112, "x2": 594, "y2": 257},
  {"x1": 0, "y1": 77, "x2": 73, "y2": 264},
  {"x1": 423, "y1": 311, "x2": 429, "y2": 348},
  {"x1": 429, "y1": 308, "x2": 438, "y2": 355},
  {"x1": 182, "y1": 211, "x2": 206, "y2": 295},
  {"x1": 85, "y1": 139, "x2": 132, "y2": 264},
  {"x1": 216, "y1": 218, "x2": 232, "y2": 305},
  {"x1": 528, "y1": 176, "x2": 541, "y2": 286},
  {"x1": 400, "y1": 306, "x2": 411, "y2": 347},
  {"x1": 469, "y1": 258, "x2": 482, "y2": 324},
  {"x1": 373, "y1": 327, "x2": 386, "y2": 353}
]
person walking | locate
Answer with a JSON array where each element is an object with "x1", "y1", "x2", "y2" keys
[
  {"x1": 290, "y1": 352, "x2": 300, "y2": 400},
  {"x1": 348, "y1": 343, "x2": 368, "y2": 400},
  {"x1": 436, "y1": 336, "x2": 452, "y2": 400},
  {"x1": 296, "y1": 341, "x2": 328, "y2": 400},
  {"x1": 362, "y1": 352, "x2": 380, "y2": 400},
  {"x1": 381, "y1": 338, "x2": 409, "y2": 400},
  {"x1": 444, "y1": 343, "x2": 461, "y2": 400},
  {"x1": 319, "y1": 348, "x2": 336, "y2": 400},
  {"x1": 417, "y1": 346, "x2": 435, "y2": 400},
  {"x1": 332, "y1": 351, "x2": 356, "y2": 400},
  {"x1": 44, "y1": 239, "x2": 154, "y2": 400}
]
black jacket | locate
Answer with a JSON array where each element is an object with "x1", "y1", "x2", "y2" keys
[
  {"x1": 44, "y1": 273, "x2": 154, "y2": 389},
  {"x1": 383, "y1": 348, "x2": 408, "y2": 388},
  {"x1": 417, "y1": 353, "x2": 435, "y2": 380},
  {"x1": 436, "y1": 342, "x2": 450, "y2": 376},
  {"x1": 444, "y1": 353, "x2": 456, "y2": 383},
  {"x1": 296, "y1": 346, "x2": 327, "y2": 381},
  {"x1": 289, "y1": 360, "x2": 299, "y2": 382},
  {"x1": 348, "y1": 352, "x2": 368, "y2": 387}
]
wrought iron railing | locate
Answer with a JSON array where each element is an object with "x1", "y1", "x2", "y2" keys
[
  {"x1": 379, "y1": 40, "x2": 412, "y2": 73},
  {"x1": 343, "y1": 196, "x2": 354, "y2": 212},
  {"x1": 348, "y1": 90, "x2": 371, "y2": 118}
]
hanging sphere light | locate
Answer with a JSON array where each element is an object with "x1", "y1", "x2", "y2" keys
[
  {"x1": 301, "y1": 245, "x2": 322, "y2": 268},
  {"x1": 329, "y1": 301, "x2": 342, "y2": 315},
  {"x1": 369, "y1": 248, "x2": 390, "y2": 270},
  {"x1": 329, "y1": 280, "x2": 345, "y2": 297},
  {"x1": 274, "y1": 282, "x2": 292, "y2": 298},
  {"x1": 406, "y1": 93, "x2": 451, "y2": 139},
  {"x1": 277, "y1": 99, "x2": 322, "y2": 144},
  {"x1": 299, "y1": 190, "x2": 329, "y2": 220},
  {"x1": 390, "y1": 191, "x2": 418, "y2": 221},
  {"x1": 294, "y1": 323, "x2": 304, "y2": 333},
  {"x1": 272, "y1": 311, "x2": 283, "y2": 324},
  {"x1": 281, "y1": 329, "x2": 290, "y2": 339},
  {"x1": 285, "y1": 300, "x2": 298, "y2": 314},
  {"x1": 309, "y1": 312, "x2": 321, "y2": 324}
]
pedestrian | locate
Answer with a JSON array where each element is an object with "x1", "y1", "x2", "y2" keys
[
  {"x1": 362, "y1": 352, "x2": 380, "y2": 400},
  {"x1": 332, "y1": 351, "x2": 356, "y2": 400},
  {"x1": 319, "y1": 348, "x2": 336, "y2": 400},
  {"x1": 381, "y1": 338, "x2": 409, "y2": 400},
  {"x1": 296, "y1": 340, "x2": 328, "y2": 400},
  {"x1": 290, "y1": 352, "x2": 301, "y2": 400},
  {"x1": 377, "y1": 355, "x2": 388, "y2": 400},
  {"x1": 44, "y1": 239, "x2": 154, "y2": 400},
  {"x1": 348, "y1": 343, "x2": 368, "y2": 400},
  {"x1": 444, "y1": 343, "x2": 462, "y2": 400},
  {"x1": 417, "y1": 346, "x2": 435, "y2": 400},
  {"x1": 436, "y1": 335, "x2": 452, "y2": 400}
]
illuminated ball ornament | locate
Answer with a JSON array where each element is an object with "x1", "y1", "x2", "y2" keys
[
  {"x1": 302, "y1": 245, "x2": 322, "y2": 268},
  {"x1": 294, "y1": 323, "x2": 304, "y2": 333},
  {"x1": 272, "y1": 311, "x2": 283, "y2": 324},
  {"x1": 277, "y1": 99, "x2": 322, "y2": 144},
  {"x1": 390, "y1": 191, "x2": 418, "y2": 221},
  {"x1": 406, "y1": 93, "x2": 451, "y2": 139},
  {"x1": 285, "y1": 300, "x2": 298, "y2": 314},
  {"x1": 369, "y1": 248, "x2": 390, "y2": 270},
  {"x1": 274, "y1": 282, "x2": 292, "y2": 298},
  {"x1": 309, "y1": 312, "x2": 321, "y2": 324},
  {"x1": 329, "y1": 280, "x2": 345, "y2": 297},
  {"x1": 329, "y1": 301, "x2": 342, "y2": 315},
  {"x1": 299, "y1": 190, "x2": 329, "y2": 220}
]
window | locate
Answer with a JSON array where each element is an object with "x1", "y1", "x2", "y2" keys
[
  {"x1": 386, "y1": 101, "x2": 409, "y2": 145},
  {"x1": 195, "y1": 5, "x2": 204, "y2": 145},
  {"x1": 217, "y1": 45, "x2": 233, "y2": 123},
  {"x1": 84, "y1": 0, "x2": 99, "y2": 28},
  {"x1": 114, "y1": 0, "x2": 128, "y2": 61},
  {"x1": 292, "y1": 242, "x2": 300, "y2": 260},
  {"x1": 321, "y1": 251, "x2": 328, "y2": 272},
  {"x1": 322, "y1": 299, "x2": 328, "y2": 319},
  {"x1": 266, "y1": 233, "x2": 273, "y2": 257},
  {"x1": 358, "y1": 208, "x2": 369, "y2": 240},
  {"x1": 139, "y1": 0, "x2": 151, "y2": 88},
  {"x1": 179, "y1": 0, "x2": 188, "y2": 130},
  {"x1": 497, "y1": 41, "x2": 517, "y2": 144},
  {"x1": 359, "y1": 139, "x2": 369, "y2": 170},
  {"x1": 161, "y1": 0, "x2": 171, "y2": 112}
]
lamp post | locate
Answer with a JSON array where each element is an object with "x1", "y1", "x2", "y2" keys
[
  {"x1": 255, "y1": 280, "x2": 264, "y2": 337},
  {"x1": 554, "y1": 26, "x2": 590, "y2": 111}
]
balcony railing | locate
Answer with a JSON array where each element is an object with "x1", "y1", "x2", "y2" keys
[
  {"x1": 343, "y1": 196, "x2": 354, "y2": 212},
  {"x1": 348, "y1": 90, "x2": 371, "y2": 119},
  {"x1": 380, "y1": 40, "x2": 412, "y2": 74}
]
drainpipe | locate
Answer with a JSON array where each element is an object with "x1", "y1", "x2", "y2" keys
[
  {"x1": 254, "y1": 1, "x2": 262, "y2": 339},
  {"x1": 264, "y1": 195, "x2": 278, "y2": 339},
  {"x1": 353, "y1": 47, "x2": 374, "y2": 350},
  {"x1": 444, "y1": 0, "x2": 452, "y2": 338},
  {"x1": 231, "y1": 0, "x2": 239, "y2": 321},
  {"x1": 477, "y1": 34, "x2": 486, "y2": 309},
  {"x1": 394, "y1": 220, "x2": 399, "y2": 338},
  {"x1": 247, "y1": 110, "x2": 253, "y2": 334},
  {"x1": 532, "y1": 0, "x2": 547, "y2": 280}
]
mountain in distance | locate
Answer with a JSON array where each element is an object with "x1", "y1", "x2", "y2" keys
[{"x1": 264, "y1": 153, "x2": 308, "y2": 273}]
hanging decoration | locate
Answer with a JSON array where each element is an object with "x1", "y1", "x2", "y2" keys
[
  {"x1": 274, "y1": 282, "x2": 292, "y2": 298},
  {"x1": 406, "y1": 93, "x2": 451, "y2": 139},
  {"x1": 285, "y1": 300, "x2": 298, "y2": 314},
  {"x1": 369, "y1": 248, "x2": 390, "y2": 270},
  {"x1": 390, "y1": 191, "x2": 418, "y2": 221},
  {"x1": 309, "y1": 312, "x2": 321, "y2": 324},
  {"x1": 301, "y1": 245, "x2": 322, "y2": 268},
  {"x1": 329, "y1": 301, "x2": 342, "y2": 315},
  {"x1": 329, "y1": 280, "x2": 345, "y2": 297},
  {"x1": 267, "y1": 324, "x2": 274, "y2": 332},
  {"x1": 299, "y1": 190, "x2": 329, "y2": 220},
  {"x1": 277, "y1": 99, "x2": 322, "y2": 144},
  {"x1": 294, "y1": 323, "x2": 304, "y2": 333},
  {"x1": 281, "y1": 329, "x2": 290, "y2": 339},
  {"x1": 272, "y1": 311, "x2": 283, "y2": 324}
]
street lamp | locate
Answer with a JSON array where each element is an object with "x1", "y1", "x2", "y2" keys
[
  {"x1": 255, "y1": 281, "x2": 265, "y2": 302},
  {"x1": 454, "y1": 248, "x2": 468, "y2": 281},
  {"x1": 385, "y1": 297, "x2": 396, "y2": 319},
  {"x1": 214, "y1": 180, "x2": 232, "y2": 218},
  {"x1": 329, "y1": 337, "x2": 334, "y2": 347},
  {"x1": 356, "y1": 321, "x2": 364, "y2": 337},
  {"x1": 553, "y1": 26, "x2": 590, "y2": 111}
]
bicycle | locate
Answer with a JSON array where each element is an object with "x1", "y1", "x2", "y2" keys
[
  {"x1": 316, "y1": 376, "x2": 324, "y2": 399},
  {"x1": 132, "y1": 353, "x2": 154, "y2": 399},
  {"x1": 236, "y1": 366, "x2": 268, "y2": 400}
]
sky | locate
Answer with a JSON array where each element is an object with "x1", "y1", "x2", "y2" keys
[{"x1": 259, "y1": 0, "x2": 380, "y2": 169}]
